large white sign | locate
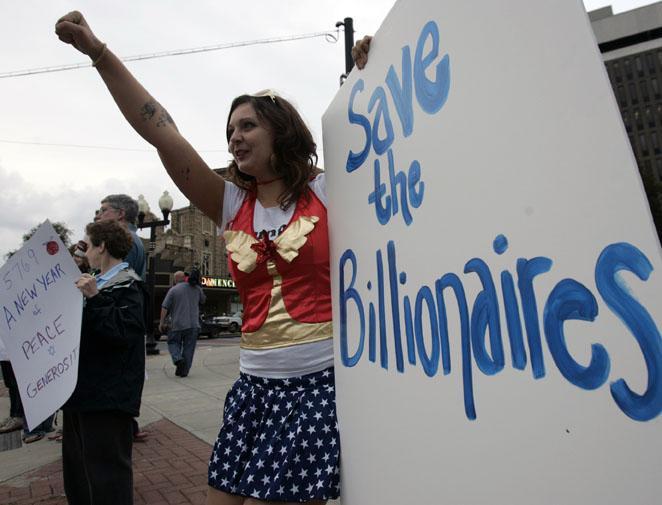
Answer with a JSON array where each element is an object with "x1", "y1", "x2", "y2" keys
[
  {"x1": 323, "y1": 0, "x2": 662, "y2": 503},
  {"x1": 0, "y1": 221, "x2": 82, "y2": 430}
]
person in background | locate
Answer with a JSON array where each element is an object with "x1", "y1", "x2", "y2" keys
[
  {"x1": 22, "y1": 412, "x2": 55, "y2": 444},
  {"x1": 96, "y1": 194, "x2": 148, "y2": 441},
  {"x1": 0, "y1": 361, "x2": 24, "y2": 434},
  {"x1": 97, "y1": 194, "x2": 146, "y2": 279},
  {"x1": 1, "y1": 362, "x2": 54, "y2": 444},
  {"x1": 159, "y1": 269, "x2": 206, "y2": 377},
  {"x1": 71, "y1": 240, "x2": 91, "y2": 273},
  {"x1": 64, "y1": 219, "x2": 146, "y2": 505}
]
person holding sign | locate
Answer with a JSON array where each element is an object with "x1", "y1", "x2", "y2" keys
[
  {"x1": 0, "y1": 360, "x2": 24, "y2": 433},
  {"x1": 55, "y1": 12, "x2": 369, "y2": 504},
  {"x1": 63, "y1": 220, "x2": 146, "y2": 505}
]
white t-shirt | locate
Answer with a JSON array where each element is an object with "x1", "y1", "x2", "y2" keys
[{"x1": 221, "y1": 173, "x2": 333, "y2": 378}]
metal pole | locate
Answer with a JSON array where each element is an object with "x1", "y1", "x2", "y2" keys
[
  {"x1": 343, "y1": 17, "x2": 354, "y2": 76},
  {"x1": 145, "y1": 226, "x2": 159, "y2": 355},
  {"x1": 336, "y1": 17, "x2": 355, "y2": 85}
]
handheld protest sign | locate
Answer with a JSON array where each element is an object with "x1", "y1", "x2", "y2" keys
[
  {"x1": 0, "y1": 221, "x2": 82, "y2": 431},
  {"x1": 0, "y1": 335, "x2": 7, "y2": 361},
  {"x1": 322, "y1": 0, "x2": 662, "y2": 503}
]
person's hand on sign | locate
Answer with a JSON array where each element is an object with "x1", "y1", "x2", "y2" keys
[
  {"x1": 352, "y1": 35, "x2": 372, "y2": 70},
  {"x1": 76, "y1": 274, "x2": 99, "y2": 299},
  {"x1": 55, "y1": 11, "x2": 106, "y2": 63}
]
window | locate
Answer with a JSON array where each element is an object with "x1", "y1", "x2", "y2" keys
[
  {"x1": 617, "y1": 85, "x2": 627, "y2": 107},
  {"x1": 201, "y1": 217, "x2": 213, "y2": 234},
  {"x1": 653, "y1": 132, "x2": 661, "y2": 155},
  {"x1": 634, "y1": 109, "x2": 643, "y2": 129},
  {"x1": 623, "y1": 113, "x2": 632, "y2": 132},
  {"x1": 646, "y1": 53, "x2": 656, "y2": 73},
  {"x1": 635, "y1": 56, "x2": 644, "y2": 76},
  {"x1": 652, "y1": 77, "x2": 660, "y2": 98},
  {"x1": 201, "y1": 253, "x2": 211, "y2": 276},
  {"x1": 640, "y1": 133, "x2": 649, "y2": 155},
  {"x1": 646, "y1": 107, "x2": 655, "y2": 128},
  {"x1": 640, "y1": 81, "x2": 650, "y2": 102},
  {"x1": 629, "y1": 82, "x2": 638, "y2": 104},
  {"x1": 625, "y1": 59, "x2": 633, "y2": 79},
  {"x1": 613, "y1": 61, "x2": 622, "y2": 82},
  {"x1": 656, "y1": 158, "x2": 662, "y2": 181}
]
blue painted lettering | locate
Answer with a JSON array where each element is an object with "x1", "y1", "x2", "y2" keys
[
  {"x1": 385, "y1": 45, "x2": 414, "y2": 137},
  {"x1": 368, "y1": 86, "x2": 395, "y2": 155},
  {"x1": 544, "y1": 279, "x2": 610, "y2": 390},
  {"x1": 466, "y1": 258, "x2": 504, "y2": 375},
  {"x1": 517, "y1": 257, "x2": 553, "y2": 379},
  {"x1": 415, "y1": 286, "x2": 440, "y2": 377},
  {"x1": 386, "y1": 242, "x2": 405, "y2": 371},
  {"x1": 339, "y1": 249, "x2": 365, "y2": 367},
  {"x1": 596, "y1": 243, "x2": 662, "y2": 421},
  {"x1": 414, "y1": 21, "x2": 451, "y2": 114},
  {"x1": 345, "y1": 79, "x2": 372, "y2": 172}
]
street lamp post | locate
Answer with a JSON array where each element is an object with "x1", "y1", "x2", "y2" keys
[{"x1": 137, "y1": 191, "x2": 174, "y2": 355}]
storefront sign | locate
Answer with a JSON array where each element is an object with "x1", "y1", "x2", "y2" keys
[{"x1": 201, "y1": 276, "x2": 236, "y2": 289}]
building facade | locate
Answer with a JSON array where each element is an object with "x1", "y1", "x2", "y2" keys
[
  {"x1": 146, "y1": 199, "x2": 239, "y2": 318},
  {"x1": 589, "y1": 3, "x2": 662, "y2": 239}
]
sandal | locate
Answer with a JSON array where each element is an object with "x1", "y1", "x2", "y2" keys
[
  {"x1": 23, "y1": 433, "x2": 44, "y2": 444},
  {"x1": 48, "y1": 430, "x2": 63, "y2": 441},
  {"x1": 0, "y1": 417, "x2": 24, "y2": 433}
]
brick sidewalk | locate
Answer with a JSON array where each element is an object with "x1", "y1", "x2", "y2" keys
[{"x1": 0, "y1": 419, "x2": 212, "y2": 505}]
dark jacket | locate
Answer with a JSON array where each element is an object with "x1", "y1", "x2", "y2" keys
[{"x1": 64, "y1": 268, "x2": 146, "y2": 416}]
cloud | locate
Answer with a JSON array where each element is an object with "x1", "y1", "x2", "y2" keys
[
  {"x1": 0, "y1": 164, "x2": 101, "y2": 258},
  {"x1": 0, "y1": 163, "x2": 179, "y2": 259}
]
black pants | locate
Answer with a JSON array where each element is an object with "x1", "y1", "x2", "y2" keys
[
  {"x1": 62, "y1": 410, "x2": 134, "y2": 505},
  {"x1": 1, "y1": 361, "x2": 24, "y2": 418}
]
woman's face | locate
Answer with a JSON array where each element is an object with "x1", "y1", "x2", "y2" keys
[
  {"x1": 227, "y1": 102, "x2": 276, "y2": 179},
  {"x1": 84, "y1": 236, "x2": 102, "y2": 270}
]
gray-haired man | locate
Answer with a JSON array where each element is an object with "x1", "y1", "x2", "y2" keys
[
  {"x1": 97, "y1": 194, "x2": 146, "y2": 279},
  {"x1": 96, "y1": 194, "x2": 148, "y2": 441}
]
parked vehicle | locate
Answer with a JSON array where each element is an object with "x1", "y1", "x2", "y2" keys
[
  {"x1": 210, "y1": 311, "x2": 243, "y2": 333},
  {"x1": 198, "y1": 316, "x2": 222, "y2": 338},
  {"x1": 157, "y1": 314, "x2": 238, "y2": 340}
]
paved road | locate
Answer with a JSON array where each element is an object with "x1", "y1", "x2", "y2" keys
[{"x1": 0, "y1": 337, "x2": 340, "y2": 504}]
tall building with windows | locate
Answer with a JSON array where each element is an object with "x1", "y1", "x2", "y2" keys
[{"x1": 590, "y1": 2, "x2": 662, "y2": 239}]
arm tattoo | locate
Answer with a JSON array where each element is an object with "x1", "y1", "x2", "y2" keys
[
  {"x1": 140, "y1": 101, "x2": 157, "y2": 121},
  {"x1": 156, "y1": 107, "x2": 176, "y2": 128},
  {"x1": 180, "y1": 166, "x2": 191, "y2": 181}
]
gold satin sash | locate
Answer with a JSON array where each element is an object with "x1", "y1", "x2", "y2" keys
[{"x1": 224, "y1": 215, "x2": 332, "y2": 350}]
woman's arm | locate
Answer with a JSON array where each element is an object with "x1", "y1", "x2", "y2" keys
[{"x1": 55, "y1": 11, "x2": 225, "y2": 224}]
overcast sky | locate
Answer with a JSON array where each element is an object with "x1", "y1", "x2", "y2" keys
[{"x1": 0, "y1": 0, "x2": 655, "y2": 258}]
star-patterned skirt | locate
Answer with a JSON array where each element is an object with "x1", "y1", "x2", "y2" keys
[{"x1": 208, "y1": 367, "x2": 340, "y2": 502}]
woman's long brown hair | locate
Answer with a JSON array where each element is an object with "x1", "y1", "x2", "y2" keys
[{"x1": 225, "y1": 94, "x2": 319, "y2": 210}]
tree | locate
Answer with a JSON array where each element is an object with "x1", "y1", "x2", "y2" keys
[{"x1": 5, "y1": 221, "x2": 73, "y2": 259}]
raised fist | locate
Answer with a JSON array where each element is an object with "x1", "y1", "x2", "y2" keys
[{"x1": 55, "y1": 11, "x2": 105, "y2": 60}]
